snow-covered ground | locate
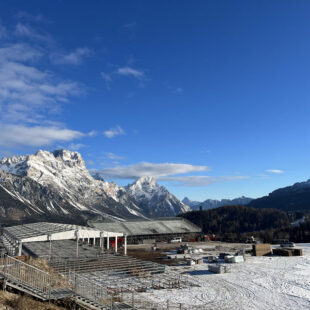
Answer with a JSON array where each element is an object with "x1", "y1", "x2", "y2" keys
[{"x1": 141, "y1": 243, "x2": 310, "y2": 309}]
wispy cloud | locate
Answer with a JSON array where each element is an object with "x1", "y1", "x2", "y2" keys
[
  {"x1": 95, "y1": 162, "x2": 208, "y2": 179},
  {"x1": 14, "y1": 23, "x2": 52, "y2": 43},
  {"x1": 50, "y1": 47, "x2": 91, "y2": 65},
  {"x1": 0, "y1": 21, "x2": 92, "y2": 150},
  {"x1": 14, "y1": 11, "x2": 47, "y2": 23},
  {"x1": 0, "y1": 43, "x2": 81, "y2": 123},
  {"x1": 105, "y1": 152, "x2": 126, "y2": 160},
  {"x1": 116, "y1": 67, "x2": 144, "y2": 79},
  {"x1": 103, "y1": 126, "x2": 125, "y2": 139},
  {"x1": 101, "y1": 66, "x2": 146, "y2": 88},
  {"x1": 0, "y1": 125, "x2": 83, "y2": 148},
  {"x1": 159, "y1": 175, "x2": 249, "y2": 187},
  {"x1": 266, "y1": 169, "x2": 284, "y2": 174},
  {"x1": 67, "y1": 143, "x2": 86, "y2": 151}
]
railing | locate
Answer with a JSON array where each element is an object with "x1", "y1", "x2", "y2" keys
[
  {"x1": 68, "y1": 271, "x2": 113, "y2": 307},
  {"x1": 1, "y1": 255, "x2": 51, "y2": 297},
  {"x1": 0, "y1": 255, "x2": 72, "y2": 300}
]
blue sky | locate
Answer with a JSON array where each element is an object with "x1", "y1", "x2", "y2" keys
[{"x1": 0, "y1": 0, "x2": 310, "y2": 201}]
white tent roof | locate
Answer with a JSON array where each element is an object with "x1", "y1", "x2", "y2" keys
[{"x1": 4, "y1": 222, "x2": 123, "y2": 243}]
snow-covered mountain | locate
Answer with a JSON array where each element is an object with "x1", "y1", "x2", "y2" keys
[
  {"x1": 126, "y1": 176, "x2": 190, "y2": 217},
  {"x1": 0, "y1": 150, "x2": 145, "y2": 224},
  {"x1": 0, "y1": 149, "x2": 189, "y2": 224},
  {"x1": 182, "y1": 196, "x2": 253, "y2": 210}
]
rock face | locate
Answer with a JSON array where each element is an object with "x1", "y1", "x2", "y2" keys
[
  {"x1": 182, "y1": 196, "x2": 253, "y2": 210},
  {"x1": 0, "y1": 150, "x2": 190, "y2": 224},
  {"x1": 126, "y1": 176, "x2": 190, "y2": 217}
]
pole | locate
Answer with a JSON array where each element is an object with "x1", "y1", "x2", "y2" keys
[
  {"x1": 124, "y1": 234, "x2": 127, "y2": 255},
  {"x1": 76, "y1": 230, "x2": 79, "y2": 258},
  {"x1": 115, "y1": 235, "x2": 118, "y2": 253},
  {"x1": 18, "y1": 241, "x2": 22, "y2": 256}
]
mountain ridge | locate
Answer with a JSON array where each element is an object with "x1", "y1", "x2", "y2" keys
[
  {"x1": 248, "y1": 179, "x2": 310, "y2": 212},
  {"x1": 0, "y1": 149, "x2": 189, "y2": 224},
  {"x1": 182, "y1": 196, "x2": 253, "y2": 210}
]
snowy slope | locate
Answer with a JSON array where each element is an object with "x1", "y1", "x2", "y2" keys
[{"x1": 126, "y1": 176, "x2": 190, "y2": 217}]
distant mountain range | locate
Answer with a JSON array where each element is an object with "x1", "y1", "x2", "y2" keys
[
  {"x1": 248, "y1": 180, "x2": 310, "y2": 212},
  {"x1": 0, "y1": 150, "x2": 188, "y2": 225},
  {"x1": 182, "y1": 196, "x2": 253, "y2": 210},
  {"x1": 1, "y1": 149, "x2": 310, "y2": 226}
]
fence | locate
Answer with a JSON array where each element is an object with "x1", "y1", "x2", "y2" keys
[
  {"x1": 68, "y1": 271, "x2": 114, "y2": 307},
  {"x1": 0, "y1": 255, "x2": 73, "y2": 300}
]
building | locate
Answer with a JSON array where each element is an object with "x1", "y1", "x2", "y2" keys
[
  {"x1": 88, "y1": 217, "x2": 202, "y2": 243},
  {"x1": 1, "y1": 222, "x2": 125, "y2": 258}
]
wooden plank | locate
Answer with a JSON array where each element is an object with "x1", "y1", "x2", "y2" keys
[{"x1": 253, "y1": 244, "x2": 271, "y2": 256}]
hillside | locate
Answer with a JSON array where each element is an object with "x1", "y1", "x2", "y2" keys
[
  {"x1": 248, "y1": 179, "x2": 310, "y2": 212},
  {"x1": 180, "y1": 205, "x2": 290, "y2": 235}
]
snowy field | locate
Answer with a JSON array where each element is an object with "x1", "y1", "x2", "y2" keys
[{"x1": 140, "y1": 243, "x2": 310, "y2": 310}]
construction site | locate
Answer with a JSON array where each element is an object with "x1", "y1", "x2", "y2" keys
[
  {"x1": 0, "y1": 222, "x2": 309, "y2": 310},
  {"x1": 0, "y1": 222, "x2": 203, "y2": 310}
]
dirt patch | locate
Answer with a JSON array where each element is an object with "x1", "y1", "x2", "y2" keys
[
  {"x1": 25, "y1": 258, "x2": 70, "y2": 289},
  {"x1": 0, "y1": 291, "x2": 66, "y2": 310},
  {"x1": 127, "y1": 248, "x2": 186, "y2": 266}
]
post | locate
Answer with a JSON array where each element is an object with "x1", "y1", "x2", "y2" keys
[
  {"x1": 75, "y1": 230, "x2": 79, "y2": 257},
  {"x1": 100, "y1": 234, "x2": 103, "y2": 248},
  {"x1": 18, "y1": 241, "x2": 22, "y2": 256},
  {"x1": 115, "y1": 236, "x2": 118, "y2": 253},
  {"x1": 124, "y1": 234, "x2": 127, "y2": 255},
  {"x1": 107, "y1": 236, "x2": 110, "y2": 250}
]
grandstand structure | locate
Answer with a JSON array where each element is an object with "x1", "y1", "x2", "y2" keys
[
  {"x1": 1, "y1": 222, "x2": 125, "y2": 257},
  {"x1": 88, "y1": 217, "x2": 202, "y2": 243},
  {"x1": 0, "y1": 220, "x2": 202, "y2": 309}
]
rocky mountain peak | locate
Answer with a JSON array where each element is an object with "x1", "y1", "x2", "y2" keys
[
  {"x1": 52, "y1": 149, "x2": 85, "y2": 167},
  {"x1": 0, "y1": 149, "x2": 190, "y2": 223},
  {"x1": 133, "y1": 176, "x2": 157, "y2": 188},
  {"x1": 126, "y1": 176, "x2": 190, "y2": 217}
]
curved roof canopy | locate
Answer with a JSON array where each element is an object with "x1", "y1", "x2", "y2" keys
[{"x1": 4, "y1": 222, "x2": 123, "y2": 243}]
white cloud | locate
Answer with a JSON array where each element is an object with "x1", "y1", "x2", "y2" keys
[
  {"x1": 0, "y1": 43, "x2": 42, "y2": 62},
  {"x1": 266, "y1": 169, "x2": 284, "y2": 174},
  {"x1": 0, "y1": 125, "x2": 83, "y2": 148},
  {"x1": 105, "y1": 152, "x2": 126, "y2": 160},
  {"x1": 116, "y1": 67, "x2": 144, "y2": 79},
  {"x1": 0, "y1": 43, "x2": 81, "y2": 123},
  {"x1": 0, "y1": 20, "x2": 93, "y2": 150},
  {"x1": 14, "y1": 23, "x2": 51, "y2": 42},
  {"x1": 101, "y1": 66, "x2": 145, "y2": 88},
  {"x1": 67, "y1": 143, "x2": 86, "y2": 151},
  {"x1": 159, "y1": 175, "x2": 249, "y2": 187},
  {"x1": 95, "y1": 162, "x2": 208, "y2": 179},
  {"x1": 87, "y1": 131, "x2": 97, "y2": 137},
  {"x1": 103, "y1": 126, "x2": 125, "y2": 138},
  {"x1": 50, "y1": 47, "x2": 91, "y2": 65}
]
